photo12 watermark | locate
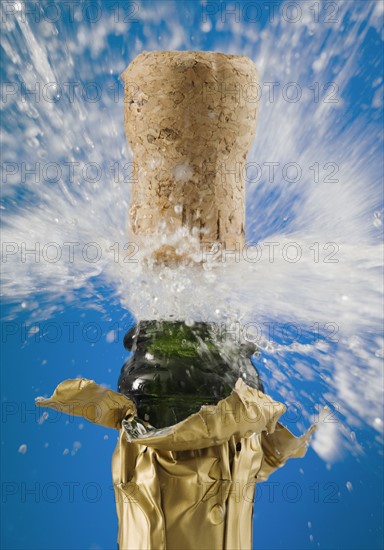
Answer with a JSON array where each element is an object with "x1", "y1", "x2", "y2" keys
[
  {"x1": 1, "y1": 319, "x2": 340, "y2": 345},
  {"x1": 1, "y1": 159, "x2": 340, "y2": 185},
  {"x1": 1, "y1": 396, "x2": 340, "y2": 428},
  {"x1": 1, "y1": 1, "x2": 140, "y2": 24},
  {"x1": 1, "y1": 80, "x2": 340, "y2": 106},
  {"x1": 1, "y1": 477, "x2": 344, "y2": 505},
  {"x1": 201, "y1": 2, "x2": 340, "y2": 25},
  {"x1": 1, "y1": 239, "x2": 341, "y2": 265}
]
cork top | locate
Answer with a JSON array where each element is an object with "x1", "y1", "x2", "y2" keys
[
  {"x1": 121, "y1": 50, "x2": 258, "y2": 81},
  {"x1": 121, "y1": 50, "x2": 259, "y2": 265}
]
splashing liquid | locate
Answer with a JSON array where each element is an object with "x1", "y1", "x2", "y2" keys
[{"x1": 1, "y1": 1, "x2": 383, "y2": 462}]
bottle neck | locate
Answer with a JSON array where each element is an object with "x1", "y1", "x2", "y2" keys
[{"x1": 118, "y1": 320, "x2": 263, "y2": 428}]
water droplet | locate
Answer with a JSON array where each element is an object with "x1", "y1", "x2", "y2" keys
[
  {"x1": 73, "y1": 441, "x2": 81, "y2": 450},
  {"x1": 37, "y1": 411, "x2": 49, "y2": 424},
  {"x1": 106, "y1": 330, "x2": 115, "y2": 343},
  {"x1": 18, "y1": 444, "x2": 27, "y2": 455},
  {"x1": 373, "y1": 211, "x2": 382, "y2": 228},
  {"x1": 346, "y1": 481, "x2": 353, "y2": 492}
]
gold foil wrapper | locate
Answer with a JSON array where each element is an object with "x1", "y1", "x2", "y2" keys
[{"x1": 37, "y1": 378, "x2": 316, "y2": 550}]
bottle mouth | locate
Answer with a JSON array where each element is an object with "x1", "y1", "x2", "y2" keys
[{"x1": 123, "y1": 320, "x2": 259, "y2": 354}]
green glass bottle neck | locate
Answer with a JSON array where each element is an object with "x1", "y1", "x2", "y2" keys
[{"x1": 118, "y1": 320, "x2": 263, "y2": 428}]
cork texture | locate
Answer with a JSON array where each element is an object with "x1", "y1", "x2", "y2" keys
[{"x1": 121, "y1": 50, "x2": 259, "y2": 263}]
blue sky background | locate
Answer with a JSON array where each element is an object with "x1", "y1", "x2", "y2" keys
[{"x1": 1, "y1": 1, "x2": 383, "y2": 549}]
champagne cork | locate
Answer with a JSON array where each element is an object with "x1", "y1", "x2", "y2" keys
[{"x1": 121, "y1": 50, "x2": 259, "y2": 264}]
